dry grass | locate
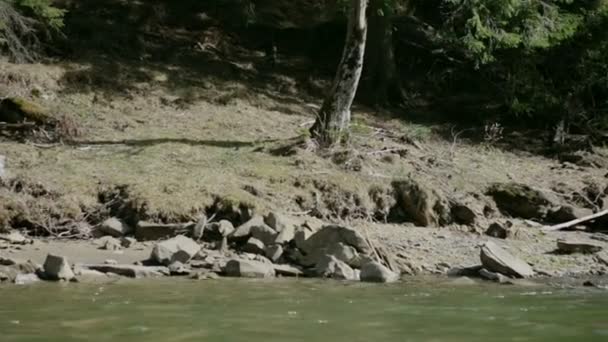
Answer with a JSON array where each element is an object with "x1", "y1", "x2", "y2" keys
[{"x1": 0, "y1": 57, "x2": 606, "y2": 232}]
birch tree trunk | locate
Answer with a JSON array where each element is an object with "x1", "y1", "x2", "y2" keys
[{"x1": 310, "y1": 0, "x2": 369, "y2": 147}]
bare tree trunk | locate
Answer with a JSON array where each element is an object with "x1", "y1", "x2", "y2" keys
[{"x1": 310, "y1": 0, "x2": 369, "y2": 147}]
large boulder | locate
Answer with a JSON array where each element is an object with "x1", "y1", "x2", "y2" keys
[
  {"x1": 487, "y1": 183, "x2": 554, "y2": 219},
  {"x1": 392, "y1": 179, "x2": 451, "y2": 227},
  {"x1": 231, "y1": 215, "x2": 266, "y2": 239},
  {"x1": 97, "y1": 217, "x2": 133, "y2": 237},
  {"x1": 301, "y1": 225, "x2": 370, "y2": 255},
  {"x1": 274, "y1": 223, "x2": 297, "y2": 244},
  {"x1": 264, "y1": 212, "x2": 300, "y2": 233},
  {"x1": 294, "y1": 226, "x2": 314, "y2": 250},
  {"x1": 315, "y1": 255, "x2": 358, "y2": 280},
  {"x1": 265, "y1": 244, "x2": 284, "y2": 263},
  {"x1": 204, "y1": 219, "x2": 235, "y2": 240},
  {"x1": 298, "y1": 225, "x2": 370, "y2": 267},
  {"x1": 360, "y1": 261, "x2": 400, "y2": 283},
  {"x1": 151, "y1": 236, "x2": 201, "y2": 266},
  {"x1": 557, "y1": 239, "x2": 603, "y2": 254},
  {"x1": 250, "y1": 225, "x2": 278, "y2": 245},
  {"x1": 242, "y1": 237, "x2": 266, "y2": 255},
  {"x1": 485, "y1": 222, "x2": 516, "y2": 239},
  {"x1": 480, "y1": 241, "x2": 534, "y2": 278},
  {"x1": 224, "y1": 259, "x2": 275, "y2": 278},
  {"x1": 43, "y1": 254, "x2": 75, "y2": 281},
  {"x1": 217, "y1": 220, "x2": 235, "y2": 236}
]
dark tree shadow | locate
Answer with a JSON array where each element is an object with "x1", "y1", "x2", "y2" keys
[{"x1": 54, "y1": 0, "x2": 342, "y2": 117}]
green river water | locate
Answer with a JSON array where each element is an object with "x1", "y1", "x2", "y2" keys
[{"x1": 0, "y1": 278, "x2": 607, "y2": 342}]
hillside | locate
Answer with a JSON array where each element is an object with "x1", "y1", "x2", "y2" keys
[{"x1": 1, "y1": 0, "x2": 608, "y2": 282}]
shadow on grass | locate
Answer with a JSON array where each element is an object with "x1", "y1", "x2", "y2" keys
[{"x1": 69, "y1": 137, "x2": 280, "y2": 149}]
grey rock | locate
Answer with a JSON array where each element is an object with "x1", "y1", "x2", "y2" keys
[
  {"x1": 0, "y1": 266, "x2": 18, "y2": 282},
  {"x1": 302, "y1": 217, "x2": 324, "y2": 232},
  {"x1": 250, "y1": 225, "x2": 278, "y2": 245},
  {"x1": 151, "y1": 235, "x2": 201, "y2": 266},
  {"x1": 557, "y1": 239, "x2": 603, "y2": 254},
  {"x1": 450, "y1": 201, "x2": 477, "y2": 225},
  {"x1": 274, "y1": 223, "x2": 296, "y2": 244},
  {"x1": 14, "y1": 273, "x2": 40, "y2": 285},
  {"x1": 360, "y1": 261, "x2": 400, "y2": 283},
  {"x1": 264, "y1": 212, "x2": 299, "y2": 233},
  {"x1": 74, "y1": 268, "x2": 109, "y2": 281},
  {"x1": 243, "y1": 237, "x2": 266, "y2": 255},
  {"x1": 479, "y1": 268, "x2": 513, "y2": 284},
  {"x1": 43, "y1": 254, "x2": 75, "y2": 281},
  {"x1": 219, "y1": 236, "x2": 228, "y2": 253},
  {"x1": 82, "y1": 264, "x2": 169, "y2": 278},
  {"x1": 315, "y1": 255, "x2": 357, "y2": 280},
  {"x1": 485, "y1": 222, "x2": 514, "y2": 239},
  {"x1": 0, "y1": 231, "x2": 30, "y2": 245},
  {"x1": 0, "y1": 257, "x2": 39, "y2": 275},
  {"x1": 97, "y1": 217, "x2": 133, "y2": 237},
  {"x1": 168, "y1": 261, "x2": 192, "y2": 275},
  {"x1": 328, "y1": 242, "x2": 360, "y2": 266},
  {"x1": 480, "y1": 241, "x2": 534, "y2": 278},
  {"x1": 217, "y1": 220, "x2": 235, "y2": 237},
  {"x1": 135, "y1": 221, "x2": 192, "y2": 241},
  {"x1": 231, "y1": 216, "x2": 266, "y2": 239},
  {"x1": 273, "y1": 264, "x2": 303, "y2": 277},
  {"x1": 120, "y1": 237, "x2": 137, "y2": 248},
  {"x1": 101, "y1": 237, "x2": 122, "y2": 251},
  {"x1": 301, "y1": 225, "x2": 370, "y2": 255},
  {"x1": 104, "y1": 259, "x2": 118, "y2": 265},
  {"x1": 224, "y1": 259, "x2": 275, "y2": 278},
  {"x1": 191, "y1": 214, "x2": 207, "y2": 241},
  {"x1": 265, "y1": 244, "x2": 283, "y2": 263},
  {"x1": 294, "y1": 227, "x2": 314, "y2": 250}
]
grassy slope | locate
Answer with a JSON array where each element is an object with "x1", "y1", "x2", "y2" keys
[{"x1": 0, "y1": 17, "x2": 606, "y2": 230}]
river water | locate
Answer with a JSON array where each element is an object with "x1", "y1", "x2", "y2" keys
[{"x1": 1, "y1": 278, "x2": 607, "y2": 341}]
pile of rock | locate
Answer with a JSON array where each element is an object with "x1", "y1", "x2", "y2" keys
[
  {"x1": 217, "y1": 213, "x2": 400, "y2": 282},
  {"x1": 1, "y1": 212, "x2": 400, "y2": 284}
]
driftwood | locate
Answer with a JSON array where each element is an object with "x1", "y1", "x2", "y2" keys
[
  {"x1": 544, "y1": 209, "x2": 608, "y2": 231},
  {"x1": 0, "y1": 122, "x2": 37, "y2": 129}
]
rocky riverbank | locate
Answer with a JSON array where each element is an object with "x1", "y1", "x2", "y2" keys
[{"x1": 1, "y1": 210, "x2": 608, "y2": 288}]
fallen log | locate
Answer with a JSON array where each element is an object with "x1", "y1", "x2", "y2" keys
[{"x1": 544, "y1": 209, "x2": 608, "y2": 231}]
